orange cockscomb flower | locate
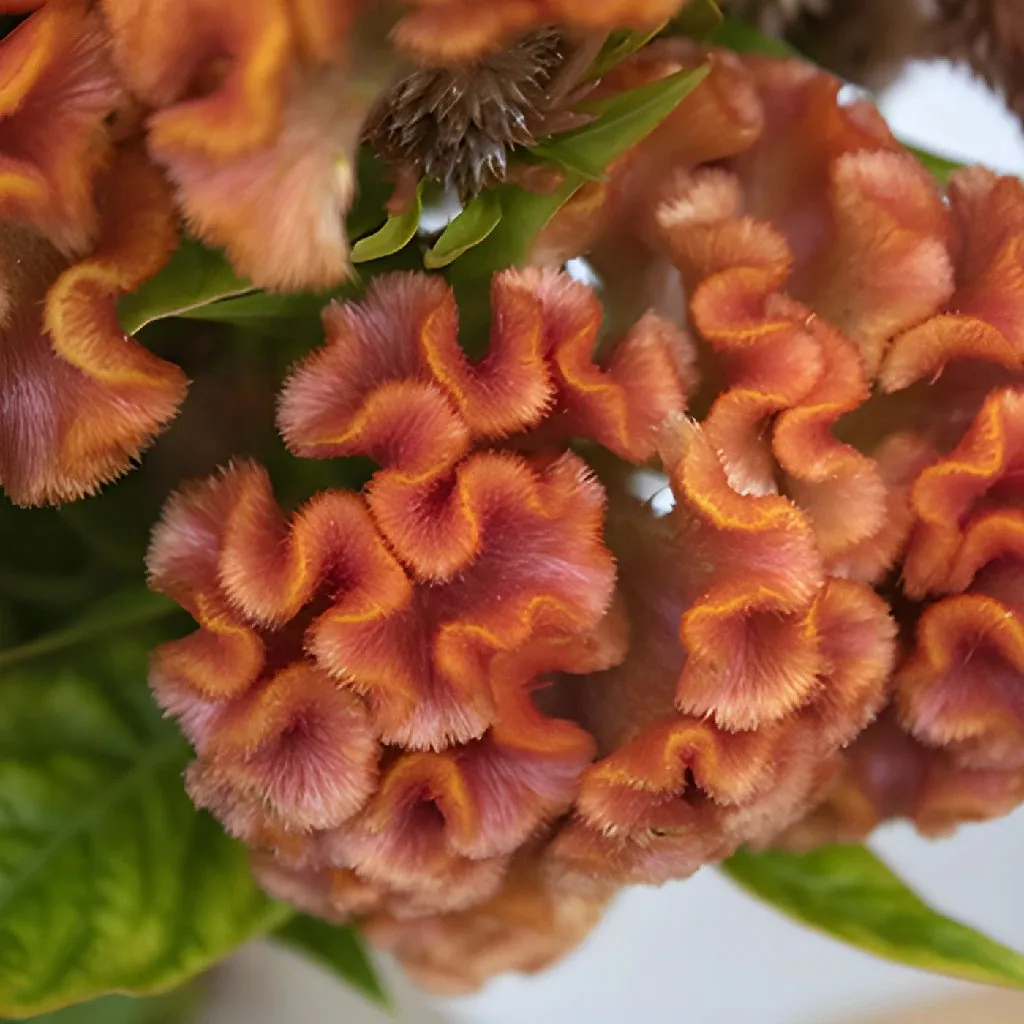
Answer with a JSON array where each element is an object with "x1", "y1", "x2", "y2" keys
[
  {"x1": 148, "y1": 268, "x2": 689, "y2": 931},
  {"x1": 393, "y1": 0, "x2": 692, "y2": 61},
  {"x1": 99, "y1": 0, "x2": 395, "y2": 290},
  {"x1": 561, "y1": 50, "x2": 1024, "y2": 845},
  {"x1": 0, "y1": 1, "x2": 121, "y2": 254},
  {"x1": 547, "y1": 419, "x2": 895, "y2": 886},
  {"x1": 139, "y1": 35, "x2": 1024, "y2": 992},
  {"x1": 0, "y1": 144, "x2": 186, "y2": 506}
]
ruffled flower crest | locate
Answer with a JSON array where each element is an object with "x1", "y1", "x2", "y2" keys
[
  {"x1": 148, "y1": 267, "x2": 690, "y2": 921},
  {"x1": 98, "y1": 0, "x2": 397, "y2": 290}
]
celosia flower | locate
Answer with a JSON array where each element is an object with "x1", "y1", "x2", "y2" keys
[
  {"x1": 393, "y1": 0, "x2": 692, "y2": 61},
  {"x1": 547, "y1": 419, "x2": 895, "y2": 885},
  {"x1": 0, "y1": 1, "x2": 121, "y2": 254},
  {"x1": 0, "y1": 144, "x2": 185, "y2": 505},
  {"x1": 143, "y1": 42, "x2": 1024, "y2": 993},
  {"x1": 577, "y1": 49, "x2": 1024, "y2": 845},
  {"x1": 99, "y1": 0, "x2": 397, "y2": 290},
  {"x1": 148, "y1": 268, "x2": 687, "y2": 929}
]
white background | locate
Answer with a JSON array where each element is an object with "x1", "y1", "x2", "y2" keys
[{"x1": 198, "y1": 61, "x2": 1024, "y2": 1024}]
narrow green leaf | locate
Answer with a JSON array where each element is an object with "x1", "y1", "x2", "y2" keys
[
  {"x1": 0, "y1": 638, "x2": 288, "y2": 1018},
  {"x1": 722, "y1": 845, "x2": 1024, "y2": 988},
  {"x1": 454, "y1": 62, "x2": 712, "y2": 285},
  {"x1": 710, "y1": 18, "x2": 800, "y2": 58},
  {"x1": 275, "y1": 916, "x2": 390, "y2": 1009},
  {"x1": 117, "y1": 239, "x2": 254, "y2": 336},
  {"x1": 545, "y1": 63, "x2": 712, "y2": 177},
  {"x1": 424, "y1": 192, "x2": 503, "y2": 269},
  {"x1": 670, "y1": 0, "x2": 724, "y2": 40},
  {"x1": 907, "y1": 144, "x2": 963, "y2": 185},
  {"x1": 526, "y1": 144, "x2": 606, "y2": 182},
  {"x1": 351, "y1": 183, "x2": 423, "y2": 264},
  {"x1": 586, "y1": 23, "x2": 668, "y2": 81},
  {"x1": 0, "y1": 588, "x2": 177, "y2": 672}
]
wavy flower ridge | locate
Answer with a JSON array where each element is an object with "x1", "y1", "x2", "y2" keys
[{"x1": 148, "y1": 268, "x2": 694, "y2": 922}]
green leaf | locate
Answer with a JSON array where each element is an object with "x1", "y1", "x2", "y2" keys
[
  {"x1": 907, "y1": 144, "x2": 963, "y2": 185},
  {"x1": 586, "y1": 24, "x2": 668, "y2": 81},
  {"x1": 0, "y1": 636, "x2": 288, "y2": 1018},
  {"x1": 9, "y1": 983, "x2": 204, "y2": 1024},
  {"x1": 275, "y1": 916, "x2": 390, "y2": 1009},
  {"x1": 351, "y1": 182, "x2": 423, "y2": 264},
  {"x1": 424, "y1": 191, "x2": 503, "y2": 269},
  {"x1": 457, "y1": 62, "x2": 711, "y2": 283},
  {"x1": 669, "y1": 0, "x2": 724, "y2": 40},
  {"x1": 0, "y1": 588, "x2": 178, "y2": 673},
  {"x1": 722, "y1": 845, "x2": 1024, "y2": 988},
  {"x1": 710, "y1": 18, "x2": 801, "y2": 58},
  {"x1": 117, "y1": 240, "x2": 255, "y2": 336},
  {"x1": 543, "y1": 63, "x2": 712, "y2": 181}
]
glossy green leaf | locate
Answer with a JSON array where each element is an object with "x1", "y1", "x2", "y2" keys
[
  {"x1": 10, "y1": 983, "x2": 204, "y2": 1024},
  {"x1": 351, "y1": 182, "x2": 423, "y2": 264},
  {"x1": 117, "y1": 240, "x2": 254, "y2": 336},
  {"x1": 424, "y1": 191, "x2": 503, "y2": 269},
  {"x1": 275, "y1": 916, "x2": 390, "y2": 1009},
  {"x1": 722, "y1": 845, "x2": 1024, "y2": 988},
  {"x1": 0, "y1": 636, "x2": 288, "y2": 1018},
  {"x1": 670, "y1": 0, "x2": 724, "y2": 40}
]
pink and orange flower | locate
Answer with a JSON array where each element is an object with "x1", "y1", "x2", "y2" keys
[
  {"x1": 5, "y1": 0, "x2": 1024, "y2": 993},
  {"x1": 141, "y1": 42, "x2": 1024, "y2": 990}
]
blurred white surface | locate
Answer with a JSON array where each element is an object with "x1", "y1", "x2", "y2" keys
[{"x1": 199, "y1": 60, "x2": 1024, "y2": 1024}]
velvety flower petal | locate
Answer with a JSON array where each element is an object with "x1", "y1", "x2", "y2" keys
[
  {"x1": 393, "y1": 0, "x2": 689, "y2": 61},
  {"x1": 252, "y1": 854, "x2": 387, "y2": 922},
  {"x1": 730, "y1": 56, "x2": 897, "y2": 266},
  {"x1": 903, "y1": 387, "x2": 1024, "y2": 598},
  {"x1": 789, "y1": 151, "x2": 953, "y2": 375},
  {"x1": 100, "y1": 0, "x2": 293, "y2": 158},
  {"x1": 157, "y1": 64, "x2": 363, "y2": 291},
  {"x1": 780, "y1": 713, "x2": 1024, "y2": 846},
  {"x1": 363, "y1": 853, "x2": 614, "y2": 995},
  {"x1": 184, "y1": 662, "x2": 379, "y2": 836},
  {"x1": 772, "y1": 314, "x2": 889, "y2": 570},
  {"x1": 281, "y1": 269, "x2": 691, "y2": 467},
  {"x1": 895, "y1": 585, "x2": 1024, "y2": 771},
  {"x1": 550, "y1": 421, "x2": 893, "y2": 885},
  {"x1": 0, "y1": 147, "x2": 185, "y2": 506},
  {"x1": 0, "y1": 2, "x2": 121, "y2": 253}
]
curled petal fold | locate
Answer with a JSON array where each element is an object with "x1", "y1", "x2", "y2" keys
[
  {"x1": 781, "y1": 714, "x2": 1024, "y2": 846},
  {"x1": 0, "y1": 147, "x2": 185, "y2": 506},
  {"x1": 903, "y1": 387, "x2": 1024, "y2": 598},
  {"x1": 364, "y1": 853, "x2": 615, "y2": 995},
  {"x1": 896, "y1": 586, "x2": 1024, "y2": 770},
  {"x1": 158, "y1": 65, "x2": 362, "y2": 291},
  {"x1": 790, "y1": 151, "x2": 953, "y2": 375},
  {"x1": 0, "y1": 2, "x2": 121, "y2": 252},
  {"x1": 100, "y1": 0, "x2": 293, "y2": 159},
  {"x1": 393, "y1": 0, "x2": 688, "y2": 61}
]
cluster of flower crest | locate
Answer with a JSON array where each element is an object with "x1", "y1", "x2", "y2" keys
[
  {"x1": 0, "y1": 0, "x2": 680, "y2": 506},
  {"x1": 149, "y1": 46, "x2": 1024, "y2": 991},
  {"x1": 5, "y1": 0, "x2": 1024, "y2": 997}
]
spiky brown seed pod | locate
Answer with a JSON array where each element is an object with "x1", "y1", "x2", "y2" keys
[{"x1": 362, "y1": 28, "x2": 592, "y2": 202}]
